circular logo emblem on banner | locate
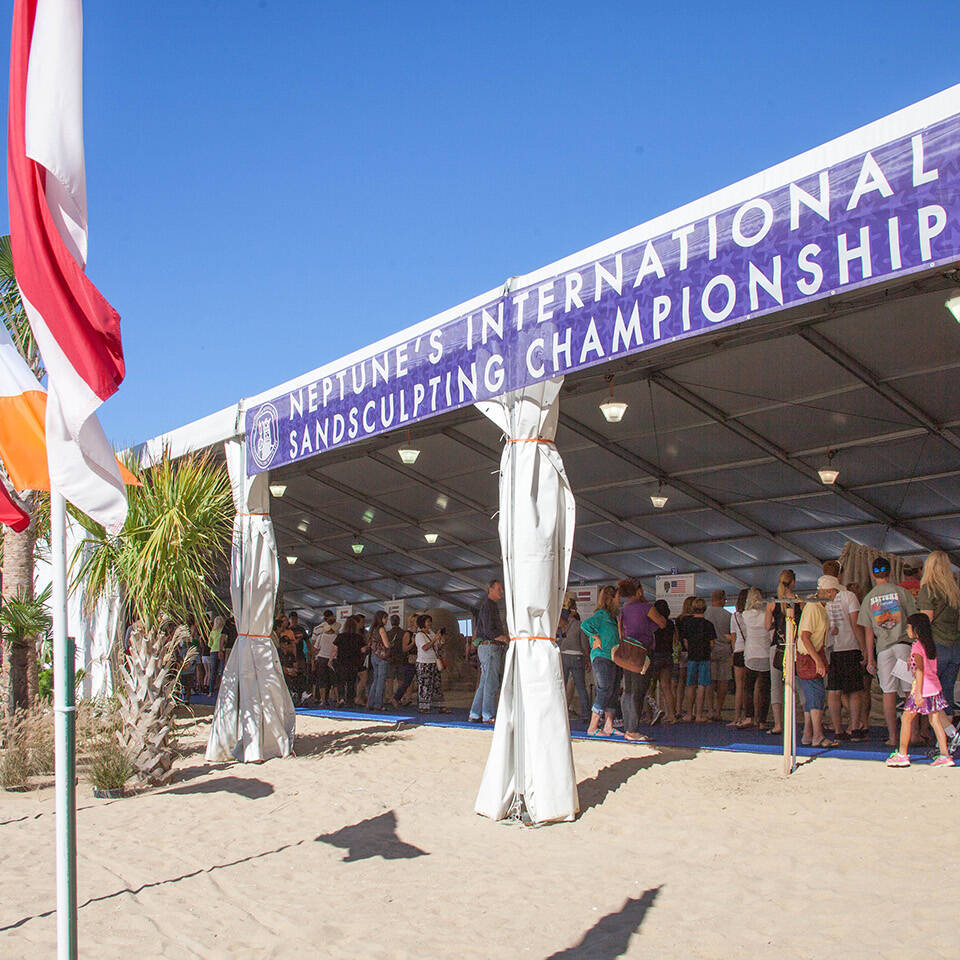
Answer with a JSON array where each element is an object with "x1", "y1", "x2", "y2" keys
[{"x1": 250, "y1": 402, "x2": 280, "y2": 470}]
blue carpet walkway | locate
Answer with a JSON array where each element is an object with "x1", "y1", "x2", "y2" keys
[{"x1": 187, "y1": 694, "x2": 951, "y2": 764}]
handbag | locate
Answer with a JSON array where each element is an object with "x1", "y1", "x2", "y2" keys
[
  {"x1": 611, "y1": 612, "x2": 649, "y2": 675},
  {"x1": 796, "y1": 652, "x2": 818, "y2": 680},
  {"x1": 772, "y1": 645, "x2": 785, "y2": 673}
]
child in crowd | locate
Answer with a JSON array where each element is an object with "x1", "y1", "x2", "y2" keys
[
  {"x1": 680, "y1": 597, "x2": 715, "y2": 723},
  {"x1": 886, "y1": 614, "x2": 957, "y2": 767}
]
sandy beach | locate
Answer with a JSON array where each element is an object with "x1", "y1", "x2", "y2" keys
[{"x1": 2, "y1": 709, "x2": 956, "y2": 959}]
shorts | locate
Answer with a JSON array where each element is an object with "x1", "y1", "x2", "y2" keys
[
  {"x1": 799, "y1": 675, "x2": 826, "y2": 712},
  {"x1": 733, "y1": 651, "x2": 745, "y2": 668},
  {"x1": 710, "y1": 654, "x2": 732, "y2": 685},
  {"x1": 649, "y1": 654, "x2": 672, "y2": 675},
  {"x1": 877, "y1": 643, "x2": 912, "y2": 695},
  {"x1": 827, "y1": 649, "x2": 862, "y2": 694},
  {"x1": 686, "y1": 660, "x2": 711, "y2": 687}
]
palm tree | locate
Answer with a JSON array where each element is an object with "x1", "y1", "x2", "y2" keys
[
  {"x1": 0, "y1": 233, "x2": 44, "y2": 717},
  {"x1": 76, "y1": 449, "x2": 233, "y2": 784}
]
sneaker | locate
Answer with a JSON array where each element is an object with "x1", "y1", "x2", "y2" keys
[
  {"x1": 650, "y1": 706, "x2": 665, "y2": 726},
  {"x1": 949, "y1": 730, "x2": 960, "y2": 754},
  {"x1": 885, "y1": 752, "x2": 911, "y2": 767},
  {"x1": 931, "y1": 754, "x2": 955, "y2": 767}
]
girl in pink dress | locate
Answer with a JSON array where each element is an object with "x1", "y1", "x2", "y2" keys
[{"x1": 887, "y1": 614, "x2": 955, "y2": 767}]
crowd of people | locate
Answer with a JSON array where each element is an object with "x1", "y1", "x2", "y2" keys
[
  {"x1": 555, "y1": 550, "x2": 960, "y2": 765},
  {"x1": 277, "y1": 609, "x2": 451, "y2": 714},
  {"x1": 164, "y1": 548, "x2": 960, "y2": 768}
]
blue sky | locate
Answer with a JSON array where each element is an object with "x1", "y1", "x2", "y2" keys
[{"x1": 1, "y1": 1, "x2": 956, "y2": 445}]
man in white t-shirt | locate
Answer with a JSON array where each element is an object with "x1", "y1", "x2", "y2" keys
[{"x1": 822, "y1": 560, "x2": 866, "y2": 740}]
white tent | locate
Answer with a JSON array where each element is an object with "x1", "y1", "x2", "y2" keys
[
  {"x1": 206, "y1": 439, "x2": 295, "y2": 762},
  {"x1": 474, "y1": 379, "x2": 579, "y2": 824}
]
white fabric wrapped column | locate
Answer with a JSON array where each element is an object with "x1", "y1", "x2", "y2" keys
[
  {"x1": 206, "y1": 439, "x2": 295, "y2": 762},
  {"x1": 474, "y1": 378, "x2": 578, "y2": 824}
]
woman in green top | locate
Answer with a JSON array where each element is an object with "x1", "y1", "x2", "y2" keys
[
  {"x1": 580, "y1": 585, "x2": 622, "y2": 737},
  {"x1": 918, "y1": 551, "x2": 960, "y2": 723}
]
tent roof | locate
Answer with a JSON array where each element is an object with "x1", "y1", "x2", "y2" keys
[
  {"x1": 130, "y1": 84, "x2": 960, "y2": 617},
  {"x1": 268, "y1": 270, "x2": 960, "y2": 617}
]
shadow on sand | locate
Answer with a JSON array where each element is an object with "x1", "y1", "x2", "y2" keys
[
  {"x1": 544, "y1": 887, "x2": 662, "y2": 959},
  {"x1": 294, "y1": 724, "x2": 406, "y2": 758},
  {"x1": 315, "y1": 809, "x2": 427, "y2": 863},
  {"x1": 162, "y1": 775, "x2": 274, "y2": 799},
  {"x1": 578, "y1": 750, "x2": 696, "y2": 815}
]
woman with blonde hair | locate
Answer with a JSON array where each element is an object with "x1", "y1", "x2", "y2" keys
[
  {"x1": 765, "y1": 570, "x2": 800, "y2": 735},
  {"x1": 918, "y1": 551, "x2": 960, "y2": 728}
]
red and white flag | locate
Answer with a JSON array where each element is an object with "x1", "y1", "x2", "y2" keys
[{"x1": 7, "y1": 0, "x2": 127, "y2": 534}]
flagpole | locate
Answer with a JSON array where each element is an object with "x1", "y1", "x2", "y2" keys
[{"x1": 51, "y1": 487, "x2": 78, "y2": 960}]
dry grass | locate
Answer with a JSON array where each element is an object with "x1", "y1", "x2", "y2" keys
[
  {"x1": 87, "y1": 739, "x2": 134, "y2": 792},
  {"x1": 0, "y1": 697, "x2": 123, "y2": 790}
]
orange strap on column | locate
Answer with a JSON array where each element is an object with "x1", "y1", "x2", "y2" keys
[
  {"x1": 507, "y1": 438, "x2": 555, "y2": 443},
  {"x1": 509, "y1": 635, "x2": 557, "y2": 642}
]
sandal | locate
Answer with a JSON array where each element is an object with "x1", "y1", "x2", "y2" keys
[{"x1": 811, "y1": 738, "x2": 838, "y2": 748}]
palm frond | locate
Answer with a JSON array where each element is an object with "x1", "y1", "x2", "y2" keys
[
  {"x1": 0, "y1": 234, "x2": 43, "y2": 379},
  {"x1": 0, "y1": 584, "x2": 52, "y2": 646},
  {"x1": 76, "y1": 448, "x2": 232, "y2": 631}
]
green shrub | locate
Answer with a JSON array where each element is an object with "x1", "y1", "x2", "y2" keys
[{"x1": 88, "y1": 739, "x2": 133, "y2": 792}]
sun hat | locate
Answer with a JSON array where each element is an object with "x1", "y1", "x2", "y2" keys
[{"x1": 817, "y1": 575, "x2": 842, "y2": 592}]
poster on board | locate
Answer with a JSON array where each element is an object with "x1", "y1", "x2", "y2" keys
[
  {"x1": 335, "y1": 605, "x2": 353, "y2": 626},
  {"x1": 656, "y1": 575, "x2": 696, "y2": 618},
  {"x1": 567, "y1": 585, "x2": 598, "y2": 623},
  {"x1": 384, "y1": 598, "x2": 406, "y2": 625}
]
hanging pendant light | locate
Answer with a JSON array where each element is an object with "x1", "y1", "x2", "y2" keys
[
  {"x1": 648, "y1": 382, "x2": 667, "y2": 507},
  {"x1": 398, "y1": 429, "x2": 420, "y2": 464},
  {"x1": 351, "y1": 540, "x2": 365, "y2": 555},
  {"x1": 424, "y1": 532, "x2": 439, "y2": 544},
  {"x1": 818, "y1": 450, "x2": 839, "y2": 485},
  {"x1": 650, "y1": 482, "x2": 668, "y2": 509},
  {"x1": 945, "y1": 293, "x2": 960, "y2": 323},
  {"x1": 285, "y1": 555, "x2": 298, "y2": 565},
  {"x1": 269, "y1": 483, "x2": 286, "y2": 497},
  {"x1": 599, "y1": 374, "x2": 628, "y2": 423}
]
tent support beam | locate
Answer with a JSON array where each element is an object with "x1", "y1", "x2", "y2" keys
[
  {"x1": 799, "y1": 327, "x2": 960, "y2": 456},
  {"x1": 650, "y1": 372, "x2": 956, "y2": 561},
  {"x1": 555, "y1": 412, "x2": 826, "y2": 568},
  {"x1": 281, "y1": 494, "x2": 480, "y2": 612},
  {"x1": 440, "y1": 427, "x2": 750, "y2": 589},
  {"x1": 366, "y1": 450, "x2": 631, "y2": 582}
]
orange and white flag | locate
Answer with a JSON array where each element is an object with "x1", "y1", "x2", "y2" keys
[{"x1": 0, "y1": 320, "x2": 138, "y2": 496}]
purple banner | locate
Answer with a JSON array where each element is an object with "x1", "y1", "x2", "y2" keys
[{"x1": 247, "y1": 113, "x2": 960, "y2": 475}]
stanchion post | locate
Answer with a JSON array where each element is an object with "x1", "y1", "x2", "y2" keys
[
  {"x1": 51, "y1": 489, "x2": 78, "y2": 959},
  {"x1": 783, "y1": 609, "x2": 797, "y2": 776}
]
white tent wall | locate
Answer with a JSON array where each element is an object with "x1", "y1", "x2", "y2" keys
[
  {"x1": 474, "y1": 378, "x2": 579, "y2": 824},
  {"x1": 34, "y1": 519, "x2": 119, "y2": 699},
  {"x1": 206, "y1": 439, "x2": 295, "y2": 763}
]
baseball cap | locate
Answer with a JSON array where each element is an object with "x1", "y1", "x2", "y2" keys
[
  {"x1": 817, "y1": 575, "x2": 842, "y2": 592},
  {"x1": 872, "y1": 556, "x2": 891, "y2": 576}
]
